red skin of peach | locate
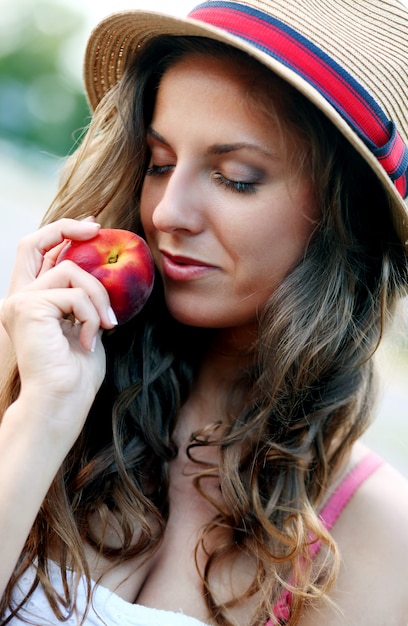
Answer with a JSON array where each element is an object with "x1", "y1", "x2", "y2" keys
[{"x1": 56, "y1": 229, "x2": 154, "y2": 324}]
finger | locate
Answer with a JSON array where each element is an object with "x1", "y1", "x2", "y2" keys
[
  {"x1": 30, "y1": 218, "x2": 101, "y2": 257},
  {"x1": 9, "y1": 219, "x2": 101, "y2": 291},
  {"x1": 39, "y1": 240, "x2": 70, "y2": 275},
  {"x1": 11, "y1": 287, "x2": 104, "y2": 354},
  {"x1": 40, "y1": 218, "x2": 101, "y2": 274},
  {"x1": 52, "y1": 287, "x2": 104, "y2": 352},
  {"x1": 26, "y1": 260, "x2": 118, "y2": 330}
]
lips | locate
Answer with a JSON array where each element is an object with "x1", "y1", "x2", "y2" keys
[
  {"x1": 162, "y1": 251, "x2": 207, "y2": 266},
  {"x1": 160, "y1": 250, "x2": 217, "y2": 281}
]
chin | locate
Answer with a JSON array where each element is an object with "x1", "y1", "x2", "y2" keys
[
  {"x1": 164, "y1": 299, "x2": 244, "y2": 331},
  {"x1": 167, "y1": 306, "x2": 216, "y2": 328}
]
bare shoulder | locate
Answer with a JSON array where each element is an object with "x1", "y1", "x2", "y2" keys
[{"x1": 300, "y1": 443, "x2": 408, "y2": 625}]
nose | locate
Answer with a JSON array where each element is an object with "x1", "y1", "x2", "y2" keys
[{"x1": 151, "y1": 165, "x2": 205, "y2": 234}]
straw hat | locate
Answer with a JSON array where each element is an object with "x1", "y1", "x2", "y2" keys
[{"x1": 84, "y1": 0, "x2": 408, "y2": 250}]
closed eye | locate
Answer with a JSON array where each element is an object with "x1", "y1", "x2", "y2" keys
[
  {"x1": 213, "y1": 173, "x2": 256, "y2": 194},
  {"x1": 146, "y1": 164, "x2": 174, "y2": 176}
]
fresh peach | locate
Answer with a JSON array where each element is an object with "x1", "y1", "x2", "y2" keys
[{"x1": 56, "y1": 228, "x2": 154, "y2": 324}]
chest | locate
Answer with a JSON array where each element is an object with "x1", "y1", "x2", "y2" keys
[{"x1": 86, "y1": 449, "x2": 256, "y2": 625}]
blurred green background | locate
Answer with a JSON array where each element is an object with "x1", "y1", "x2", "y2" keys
[
  {"x1": 0, "y1": 1, "x2": 89, "y2": 156},
  {"x1": 1, "y1": 0, "x2": 408, "y2": 476}
]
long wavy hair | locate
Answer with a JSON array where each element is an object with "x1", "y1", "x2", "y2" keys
[{"x1": 1, "y1": 36, "x2": 407, "y2": 626}]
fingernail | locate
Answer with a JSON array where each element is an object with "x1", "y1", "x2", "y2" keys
[
  {"x1": 90, "y1": 336, "x2": 97, "y2": 352},
  {"x1": 107, "y1": 306, "x2": 118, "y2": 325}
]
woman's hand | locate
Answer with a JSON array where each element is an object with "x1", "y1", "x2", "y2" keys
[{"x1": 0, "y1": 218, "x2": 118, "y2": 437}]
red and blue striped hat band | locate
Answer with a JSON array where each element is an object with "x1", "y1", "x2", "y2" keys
[
  {"x1": 84, "y1": 0, "x2": 408, "y2": 247},
  {"x1": 189, "y1": 2, "x2": 408, "y2": 200}
]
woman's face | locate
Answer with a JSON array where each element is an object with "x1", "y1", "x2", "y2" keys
[{"x1": 140, "y1": 53, "x2": 318, "y2": 335}]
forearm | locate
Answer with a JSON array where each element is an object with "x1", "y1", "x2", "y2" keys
[
  {"x1": 0, "y1": 220, "x2": 116, "y2": 597},
  {"x1": 0, "y1": 393, "x2": 82, "y2": 598},
  {"x1": 0, "y1": 301, "x2": 15, "y2": 391}
]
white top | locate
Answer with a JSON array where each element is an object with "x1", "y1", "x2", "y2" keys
[{"x1": 6, "y1": 561, "x2": 210, "y2": 626}]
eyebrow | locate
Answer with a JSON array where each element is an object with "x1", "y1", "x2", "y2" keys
[
  {"x1": 147, "y1": 127, "x2": 170, "y2": 145},
  {"x1": 147, "y1": 127, "x2": 278, "y2": 160},
  {"x1": 207, "y1": 142, "x2": 278, "y2": 160}
]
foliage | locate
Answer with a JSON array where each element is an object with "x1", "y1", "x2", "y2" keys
[{"x1": 0, "y1": 0, "x2": 90, "y2": 157}]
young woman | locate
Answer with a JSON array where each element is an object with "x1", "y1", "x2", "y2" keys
[{"x1": 1, "y1": 1, "x2": 408, "y2": 624}]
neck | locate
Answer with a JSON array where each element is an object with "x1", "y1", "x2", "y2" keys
[
  {"x1": 175, "y1": 327, "x2": 256, "y2": 440},
  {"x1": 198, "y1": 333, "x2": 255, "y2": 393}
]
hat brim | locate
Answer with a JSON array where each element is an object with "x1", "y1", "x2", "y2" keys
[{"x1": 84, "y1": 10, "x2": 408, "y2": 250}]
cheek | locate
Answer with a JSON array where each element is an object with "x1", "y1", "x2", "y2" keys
[{"x1": 240, "y1": 204, "x2": 317, "y2": 288}]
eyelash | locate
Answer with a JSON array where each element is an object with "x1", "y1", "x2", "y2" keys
[
  {"x1": 146, "y1": 164, "x2": 173, "y2": 176},
  {"x1": 145, "y1": 165, "x2": 256, "y2": 195},
  {"x1": 213, "y1": 173, "x2": 256, "y2": 194}
]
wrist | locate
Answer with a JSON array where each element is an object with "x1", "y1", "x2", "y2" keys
[{"x1": 2, "y1": 388, "x2": 89, "y2": 455}]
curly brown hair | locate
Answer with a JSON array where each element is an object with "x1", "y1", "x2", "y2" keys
[{"x1": 1, "y1": 36, "x2": 407, "y2": 626}]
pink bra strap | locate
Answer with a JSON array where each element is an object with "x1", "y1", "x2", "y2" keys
[
  {"x1": 319, "y1": 450, "x2": 384, "y2": 530},
  {"x1": 309, "y1": 450, "x2": 384, "y2": 559},
  {"x1": 268, "y1": 451, "x2": 384, "y2": 623}
]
